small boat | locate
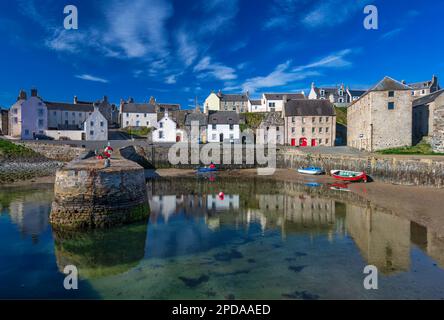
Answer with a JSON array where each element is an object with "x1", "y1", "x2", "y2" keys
[
  {"x1": 305, "y1": 182, "x2": 322, "y2": 188},
  {"x1": 297, "y1": 167, "x2": 324, "y2": 175},
  {"x1": 330, "y1": 170, "x2": 367, "y2": 182},
  {"x1": 196, "y1": 167, "x2": 218, "y2": 173}
]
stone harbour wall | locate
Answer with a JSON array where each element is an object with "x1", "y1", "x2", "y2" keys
[
  {"x1": 50, "y1": 158, "x2": 149, "y2": 229},
  {"x1": 18, "y1": 142, "x2": 85, "y2": 162}
]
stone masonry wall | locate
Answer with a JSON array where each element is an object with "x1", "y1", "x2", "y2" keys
[
  {"x1": 18, "y1": 142, "x2": 85, "y2": 162},
  {"x1": 432, "y1": 101, "x2": 444, "y2": 153}
]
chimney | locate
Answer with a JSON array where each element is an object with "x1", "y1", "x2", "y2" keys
[
  {"x1": 128, "y1": 97, "x2": 134, "y2": 103},
  {"x1": 74, "y1": 96, "x2": 78, "y2": 104},
  {"x1": 103, "y1": 95, "x2": 108, "y2": 102},
  {"x1": 282, "y1": 94, "x2": 288, "y2": 116},
  {"x1": 93, "y1": 102, "x2": 100, "y2": 112},
  {"x1": 311, "y1": 82, "x2": 315, "y2": 89},
  {"x1": 149, "y1": 96, "x2": 156, "y2": 105},
  {"x1": 18, "y1": 89, "x2": 27, "y2": 100},
  {"x1": 31, "y1": 88, "x2": 38, "y2": 97},
  {"x1": 246, "y1": 90, "x2": 250, "y2": 98}
]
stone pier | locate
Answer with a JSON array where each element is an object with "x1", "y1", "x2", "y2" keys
[{"x1": 50, "y1": 158, "x2": 149, "y2": 229}]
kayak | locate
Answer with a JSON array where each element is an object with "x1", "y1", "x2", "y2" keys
[
  {"x1": 197, "y1": 167, "x2": 218, "y2": 173},
  {"x1": 330, "y1": 170, "x2": 367, "y2": 182},
  {"x1": 297, "y1": 167, "x2": 324, "y2": 175}
]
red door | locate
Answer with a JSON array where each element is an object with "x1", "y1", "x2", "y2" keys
[
  {"x1": 176, "y1": 135, "x2": 181, "y2": 142},
  {"x1": 291, "y1": 139, "x2": 296, "y2": 146},
  {"x1": 299, "y1": 138, "x2": 307, "y2": 147},
  {"x1": 311, "y1": 139, "x2": 317, "y2": 147}
]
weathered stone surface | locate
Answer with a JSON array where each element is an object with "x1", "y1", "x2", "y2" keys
[
  {"x1": 50, "y1": 158, "x2": 149, "y2": 229},
  {"x1": 432, "y1": 103, "x2": 444, "y2": 153},
  {"x1": 18, "y1": 142, "x2": 85, "y2": 162}
]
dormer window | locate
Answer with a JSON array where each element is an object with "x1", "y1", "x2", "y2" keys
[
  {"x1": 320, "y1": 90, "x2": 325, "y2": 96},
  {"x1": 339, "y1": 90, "x2": 343, "y2": 96}
]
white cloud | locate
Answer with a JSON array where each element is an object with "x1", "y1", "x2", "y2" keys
[
  {"x1": 75, "y1": 74, "x2": 109, "y2": 83},
  {"x1": 380, "y1": 28, "x2": 404, "y2": 40},
  {"x1": 165, "y1": 75, "x2": 177, "y2": 84},
  {"x1": 294, "y1": 49, "x2": 354, "y2": 71},
  {"x1": 176, "y1": 31, "x2": 198, "y2": 67},
  {"x1": 194, "y1": 56, "x2": 237, "y2": 81},
  {"x1": 200, "y1": 0, "x2": 239, "y2": 33}
]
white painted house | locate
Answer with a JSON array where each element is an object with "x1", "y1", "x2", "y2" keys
[
  {"x1": 207, "y1": 111, "x2": 240, "y2": 143},
  {"x1": 9, "y1": 89, "x2": 48, "y2": 140},
  {"x1": 153, "y1": 112, "x2": 180, "y2": 143},
  {"x1": 84, "y1": 105, "x2": 108, "y2": 141},
  {"x1": 120, "y1": 98, "x2": 157, "y2": 129},
  {"x1": 248, "y1": 99, "x2": 266, "y2": 113},
  {"x1": 261, "y1": 93, "x2": 305, "y2": 112}
]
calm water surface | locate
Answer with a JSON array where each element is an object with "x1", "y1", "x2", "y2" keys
[{"x1": 1, "y1": 177, "x2": 444, "y2": 299}]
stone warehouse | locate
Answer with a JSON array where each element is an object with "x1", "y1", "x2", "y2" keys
[
  {"x1": 413, "y1": 89, "x2": 444, "y2": 145},
  {"x1": 282, "y1": 98, "x2": 336, "y2": 147},
  {"x1": 347, "y1": 77, "x2": 415, "y2": 152}
]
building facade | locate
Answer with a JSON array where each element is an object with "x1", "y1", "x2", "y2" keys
[
  {"x1": 84, "y1": 105, "x2": 108, "y2": 141},
  {"x1": 203, "y1": 91, "x2": 249, "y2": 113},
  {"x1": 185, "y1": 112, "x2": 208, "y2": 143},
  {"x1": 412, "y1": 90, "x2": 444, "y2": 144},
  {"x1": 256, "y1": 112, "x2": 285, "y2": 145},
  {"x1": 153, "y1": 112, "x2": 180, "y2": 143},
  {"x1": 9, "y1": 89, "x2": 48, "y2": 140},
  {"x1": 409, "y1": 75, "x2": 440, "y2": 97},
  {"x1": 46, "y1": 98, "x2": 94, "y2": 130},
  {"x1": 261, "y1": 93, "x2": 305, "y2": 113},
  {"x1": 347, "y1": 77, "x2": 414, "y2": 152},
  {"x1": 309, "y1": 83, "x2": 366, "y2": 107},
  {"x1": 283, "y1": 99, "x2": 336, "y2": 147},
  {"x1": 120, "y1": 98, "x2": 157, "y2": 129},
  {"x1": 207, "y1": 111, "x2": 240, "y2": 143}
]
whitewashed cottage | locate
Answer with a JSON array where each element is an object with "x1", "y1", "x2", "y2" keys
[{"x1": 84, "y1": 105, "x2": 108, "y2": 141}]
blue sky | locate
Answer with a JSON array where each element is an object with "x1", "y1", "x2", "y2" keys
[{"x1": 1, "y1": 0, "x2": 443, "y2": 109}]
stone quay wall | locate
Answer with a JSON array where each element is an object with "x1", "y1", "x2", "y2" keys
[
  {"x1": 50, "y1": 158, "x2": 149, "y2": 229},
  {"x1": 18, "y1": 142, "x2": 86, "y2": 162},
  {"x1": 123, "y1": 144, "x2": 444, "y2": 187}
]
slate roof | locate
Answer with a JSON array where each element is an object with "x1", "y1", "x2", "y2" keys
[
  {"x1": 250, "y1": 99, "x2": 261, "y2": 105},
  {"x1": 409, "y1": 81, "x2": 433, "y2": 90},
  {"x1": 217, "y1": 93, "x2": 249, "y2": 102},
  {"x1": 348, "y1": 90, "x2": 367, "y2": 97},
  {"x1": 157, "y1": 110, "x2": 192, "y2": 127},
  {"x1": 45, "y1": 101, "x2": 94, "y2": 112},
  {"x1": 157, "y1": 103, "x2": 181, "y2": 111},
  {"x1": 121, "y1": 102, "x2": 156, "y2": 114},
  {"x1": 284, "y1": 100, "x2": 335, "y2": 117},
  {"x1": 185, "y1": 113, "x2": 208, "y2": 126},
  {"x1": 413, "y1": 89, "x2": 444, "y2": 107},
  {"x1": 264, "y1": 93, "x2": 305, "y2": 100},
  {"x1": 208, "y1": 111, "x2": 240, "y2": 124}
]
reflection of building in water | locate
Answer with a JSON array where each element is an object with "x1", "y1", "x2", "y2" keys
[
  {"x1": 7, "y1": 192, "x2": 52, "y2": 244},
  {"x1": 411, "y1": 221, "x2": 444, "y2": 269},
  {"x1": 149, "y1": 194, "x2": 239, "y2": 224},
  {"x1": 346, "y1": 204, "x2": 410, "y2": 274}
]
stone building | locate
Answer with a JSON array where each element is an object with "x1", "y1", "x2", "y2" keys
[
  {"x1": 119, "y1": 98, "x2": 157, "y2": 129},
  {"x1": 0, "y1": 107, "x2": 8, "y2": 135},
  {"x1": 46, "y1": 98, "x2": 94, "y2": 130},
  {"x1": 409, "y1": 75, "x2": 440, "y2": 97},
  {"x1": 9, "y1": 89, "x2": 48, "y2": 140},
  {"x1": 256, "y1": 112, "x2": 285, "y2": 145},
  {"x1": 282, "y1": 99, "x2": 336, "y2": 147},
  {"x1": 184, "y1": 112, "x2": 208, "y2": 143},
  {"x1": 203, "y1": 91, "x2": 249, "y2": 113},
  {"x1": 347, "y1": 77, "x2": 414, "y2": 152},
  {"x1": 432, "y1": 98, "x2": 444, "y2": 153},
  {"x1": 412, "y1": 89, "x2": 444, "y2": 144}
]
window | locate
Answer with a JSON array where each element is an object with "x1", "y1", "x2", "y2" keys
[
  {"x1": 65, "y1": 112, "x2": 68, "y2": 117},
  {"x1": 302, "y1": 127, "x2": 305, "y2": 134},
  {"x1": 312, "y1": 117, "x2": 315, "y2": 123},
  {"x1": 212, "y1": 134, "x2": 217, "y2": 140},
  {"x1": 38, "y1": 119, "x2": 44, "y2": 128},
  {"x1": 13, "y1": 109, "x2": 18, "y2": 115},
  {"x1": 338, "y1": 98, "x2": 344, "y2": 103},
  {"x1": 229, "y1": 124, "x2": 234, "y2": 130},
  {"x1": 326, "y1": 117, "x2": 329, "y2": 122},
  {"x1": 24, "y1": 129, "x2": 29, "y2": 136},
  {"x1": 90, "y1": 121, "x2": 94, "y2": 126},
  {"x1": 422, "y1": 89, "x2": 425, "y2": 94},
  {"x1": 319, "y1": 139, "x2": 322, "y2": 144},
  {"x1": 212, "y1": 124, "x2": 216, "y2": 130},
  {"x1": 291, "y1": 127, "x2": 295, "y2": 133},
  {"x1": 90, "y1": 130, "x2": 94, "y2": 136},
  {"x1": 388, "y1": 102, "x2": 395, "y2": 110},
  {"x1": 319, "y1": 117, "x2": 322, "y2": 123},
  {"x1": 319, "y1": 127, "x2": 323, "y2": 133},
  {"x1": 144, "y1": 114, "x2": 147, "y2": 117},
  {"x1": 269, "y1": 102, "x2": 275, "y2": 108},
  {"x1": 38, "y1": 109, "x2": 44, "y2": 117},
  {"x1": 159, "y1": 131, "x2": 164, "y2": 139},
  {"x1": 146, "y1": 121, "x2": 150, "y2": 126},
  {"x1": 320, "y1": 90, "x2": 325, "y2": 96},
  {"x1": 126, "y1": 121, "x2": 129, "y2": 125},
  {"x1": 72, "y1": 112, "x2": 75, "y2": 116},
  {"x1": 312, "y1": 128, "x2": 315, "y2": 133},
  {"x1": 388, "y1": 91, "x2": 394, "y2": 97},
  {"x1": 126, "y1": 113, "x2": 129, "y2": 117},
  {"x1": 72, "y1": 120, "x2": 75, "y2": 125},
  {"x1": 160, "y1": 122, "x2": 163, "y2": 128},
  {"x1": 136, "y1": 114, "x2": 139, "y2": 118},
  {"x1": 326, "y1": 127, "x2": 329, "y2": 133},
  {"x1": 276, "y1": 127, "x2": 280, "y2": 131},
  {"x1": 302, "y1": 117, "x2": 305, "y2": 124},
  {"x1": 277, "y1": 135, "x2": 280, "y2": 141},
  {"x1": 326, "y1": 139, "x2": 329, "y2": 144},
  {"x1": 339, "y1": 90, "x2": 344, "y2": 96},
  {"x1": 100, "y1": 121, "x2": 104, "y2": 127},
  {"x1": 14, "y1": 117, "x2": 18, "y2": 124},
  {"x1": 292, "y1": 117, "x2": 295, "y2": 123},
  {"x1": 79, "y1": 113, "x2": 82, "y2": 116}
]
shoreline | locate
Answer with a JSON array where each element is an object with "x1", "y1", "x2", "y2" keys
[{"x1": 4, "y1": 167, "x2": 444, "y2": 236}]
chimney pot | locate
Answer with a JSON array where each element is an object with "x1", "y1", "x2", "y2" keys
[
  {"x1": 31, "y1": 88, "x2": 38, "y2": 97},
  {"x1": 74, "y1": 96, "x2": 78, "y2": 104}
]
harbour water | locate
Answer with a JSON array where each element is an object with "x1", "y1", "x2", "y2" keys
[{"x1": 1, "y1": 177, "x2": 444, "y2": 299}]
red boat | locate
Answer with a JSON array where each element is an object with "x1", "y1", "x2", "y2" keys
[{"x1": 330, "y1": 170, "x2": 368, "y2": 183}]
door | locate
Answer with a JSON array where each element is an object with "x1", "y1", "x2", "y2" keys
[
  {"x1": 291, "y1": 138, "x2": 296, "y2": 146},
  {"x1": 311, "y1": 139, "x2": 317, "y2": 147},
  {"x1": 299, "y1": 138, "x2": 307, "y2": 147},
  {"x1": 219, "y1": 133, "x2": 224, "y2": 142},
  {"x1": 176, "y1": 135, "x2": 181, "y2": 142}
]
